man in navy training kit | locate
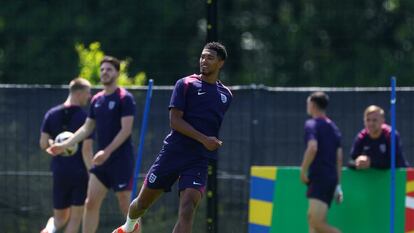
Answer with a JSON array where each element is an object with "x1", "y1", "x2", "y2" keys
[
  {"x1": 47, "y1": 56, "x2": 137, "y2": 233},
  {"x1": 112, "y1": 42, "x2": 233, "y2": 233},
  {"x1": 40, "y1": 78, "x2": 94, "y2": 233},
  {"x1": 349, "y1": 105, "x2": 409, "y2": 169},
  {"x1": 300, "y1": 91, "x2": 343, "y2": 233}
]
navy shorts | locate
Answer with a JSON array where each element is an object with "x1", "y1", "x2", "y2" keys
[
  {"x1": 53, "y1": 171, "x2": 88, "y2": 209},
  {"x1": 90, "y1": 153, "x2": 134, "y2": 192},
  {"x1": 145, "y1": 148, "x2": 209, "y2": 194},
  {"x1": 306, "y1": 178, "x2": 337, "y2": 207}
]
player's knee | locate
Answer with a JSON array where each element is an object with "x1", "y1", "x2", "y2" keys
[
  {"x1": 54, "y1": 216, "x2": 69, "y2": 228},
  {"x1": 54, "y1": 211, "x2": 70, "y2": 227},
  {"x1": 308, "y1": 213, "x2": 322, "y2": 229},
  {"x1": 84, "y1": 197, "x2": 100, "y2": 210}
]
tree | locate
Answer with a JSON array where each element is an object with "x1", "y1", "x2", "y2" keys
[{"x1": 76, "y1": 41, "x2": 146, "y2": 86}]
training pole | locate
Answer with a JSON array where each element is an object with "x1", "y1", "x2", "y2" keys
[
  {"x1": 390, "y1": 76, "x2": 396, "y2": 233},
  {"x1": 131, "y1": 79, "x2": 154, "y2": 201}
]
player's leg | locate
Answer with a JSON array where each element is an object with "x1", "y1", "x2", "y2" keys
[
  {"x1": 115, "y1": 190, "x2": 131, "y2": 216},
  {"x1": 172, "y1": 158, "x2": 208, "y2": 233},
  {"x1": 62, "y1": 206, "x2": 83, "y2": 233},
  {"x1": 64, "y1": 169, "x2": 88, "y2": 233},
  {"x1": 82, "y1": 174, "x2": 108, "y2": 233},
  {"x1": 110, "y1": 150, "x2": 136, "y2": 216},
  {"x1": 309, "y1": 226, "x2": 316, "y2": 233},
  {"x1": 41, "y1": 208, "x2": 69, "y2": 233},
  {"x1": 53, "y1": 208, "x2": 70, "y2": 229},
  {"x1": 113, "y1": 150, "x2": 179, "y2": 233},
  {"x1": 130, "y1": 184, "x2": 164, "y2": 217},
  {"x1": 112, "y1": 183, "x2": 164, "y2": 233},
  {"x1": 307, "y1": 198, "x2": 341, "y2": 233},
  {"x1": 172, "y1": 188, "x2": 202, "y2": 233},
  {"x1": 42, "y1": 174, "x2": 71, "y2": 233}
]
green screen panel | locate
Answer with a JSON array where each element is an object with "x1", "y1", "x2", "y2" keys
[{"x1": 264, "y1": 167, "x2": 406, "y2": 233}]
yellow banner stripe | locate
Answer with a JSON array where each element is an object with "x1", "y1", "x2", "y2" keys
[
  {"x1": 405, "y1": 231, "x2": 414, "y2": 233},
  {"x1": 251, "y1": 166, "x2": 277, "y2": 180},
  {"x1": 248, "y1": 199, "x2": 274, "y2": 226},
  {"x1": 407, "y1": 181, "x2": 414, "y2": 194}
]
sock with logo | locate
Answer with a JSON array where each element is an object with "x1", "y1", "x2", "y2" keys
[{"x1": 123, "y1": 215, "x2": 139, "y2": 232}]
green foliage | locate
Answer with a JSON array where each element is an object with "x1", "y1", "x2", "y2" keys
[
  {"x1": 2, "y1": 0, "x2": 414, "y2": 86},
  {"x1": 117, "y1": 58, "x2": 147, "y2": 86},
  {"x1": 75, "y1": 42, "x2": 104, "y2": 85},
  {"x1": 75, "y1": 42, "x2": 146, "y2": 86}
]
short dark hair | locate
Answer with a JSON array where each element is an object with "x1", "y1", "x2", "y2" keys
[
  {"x1": 69, "y1": 77, "x2": 91, "y2": 93},
  {"x1": 204, "y1": 42, "x2": 227, "y2": 60},
  {"x1": 100, "y1": 56, "x2": 120, "y2": 71},
  {"x1": 309, "y1": 91, "x2": 329, "y2": 110}
]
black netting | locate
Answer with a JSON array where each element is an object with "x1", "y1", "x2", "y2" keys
[{"x1": 0, "y1": 85, "x2": 413, "y2": 233}]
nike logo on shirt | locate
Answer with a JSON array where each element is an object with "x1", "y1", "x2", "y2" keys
[{"x1": 197, "y1": 91, "x2": 207, "y2": 95}]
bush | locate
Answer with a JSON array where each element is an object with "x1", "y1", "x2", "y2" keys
[{"x1": 75, "y1": 42, "x2": 146, "y2": 86}]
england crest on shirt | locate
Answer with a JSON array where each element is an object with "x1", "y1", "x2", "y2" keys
[
  {"x1": 220, "y1": 93, "x2": 227, "y2": 103},
  {"x1": 108, "y1": 101, "x2": 116, "y2": 110},
  {"x1": 379, "y1": 144, "x2": 386, "y2": 154}
]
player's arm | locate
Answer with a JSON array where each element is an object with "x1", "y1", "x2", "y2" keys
[
  {"x1": 82, "y1": 138, "x2": 94, "y2": 170},
  {"x1": 103, "y1": 115, "x2": 134, "y2": 155},
  {"x1": 170, "y1": 108, "x2": 222, "y2": 151},
  {"x1": 335, "y1": 147, "x2": 344, "y2": 203},
  {"x1": 47, "y1": 118, "x2": 96, "y2": 155},
  {"x1": 395, "y1": 133, "x2": 409, "y2": 168},
  {"x1": 39, "y1": 132, "x2": 53, "y2": 151},
  {"x1": 336, "y1": 147, "x2": 343, "y2": 183},
  {"x1": 348, "y1": 135, "x2": 367, "y2": 169},
  {"x1": 71, "y1": 118, "x2": 96, "y2": 144},
  {"x1": 300, "y1": 139, "x2": 317, "y2": 184}
]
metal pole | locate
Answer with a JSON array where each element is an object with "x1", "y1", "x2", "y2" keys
[
  {"x1": 206, "y1": 0, "x2": 218, "y2": 232},
  {"x1": 206, "y1": 0, "x2": 218, "y2": 43},
  {"x1": 131, "y1": 79, "x2": 154, "y2": 201},
  {"x1": 390, "y1": 76, "x2": 396, "y2": 233}
]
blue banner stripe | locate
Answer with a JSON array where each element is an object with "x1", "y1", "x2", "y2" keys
[
  {"x1": 250, "y1": 177, "x2": 275, "y2": 202},
  {"x1": 248, "y1": 223, "x2": 270, "y2": 233}
]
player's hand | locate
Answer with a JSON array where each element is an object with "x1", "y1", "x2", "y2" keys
[
  {"x1": 93, "y1": 150, "x2": 110, "y2": 165},
  {"x1": 202, "y1": 136, "x2": 223, "y2": 151},
  {"x1": 355, "y1": 155, "x2": 370, "y2": 169},
  {"x1": 300, "y1": 169, "x2": 309, "y2": 184},
  {"x1": 46, "y1": 144, "x2": 65, "y2": 156},
  {"x1": 334, "y1": 184, "x2": 343, "y2": 204}
]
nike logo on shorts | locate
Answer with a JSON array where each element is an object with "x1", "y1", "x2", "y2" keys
[
  {"x1": 193, "y1": 181, "x2": 202, "y2": 186},
  {"x1": 118, "y1": 183, "x2": 128, "y2": 189}
]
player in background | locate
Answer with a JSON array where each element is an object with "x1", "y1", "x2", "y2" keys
[
  {"x1": 112, "y1": 42, "x2": 232, "y2": 233},
  {"x1": 349, "y1": 105, "x2": 409, "y2": 169},
  {"x1": 47, "y1": 56, "x2": 137, "y2": 233},
  {"x1": 300, "y1": 92, "x2": 343, "y2": 233},
  {"x1": 40, "y1": 78, "x2": 94, "y2": 233}
]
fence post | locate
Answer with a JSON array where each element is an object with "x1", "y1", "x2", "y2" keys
[{"x1": 206, "y1": 0, "x2": 218, "y2": 232}]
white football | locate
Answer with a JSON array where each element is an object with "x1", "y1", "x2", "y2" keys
[{"x1": 55, "y1": 131, "x2": 78, "y2": 156}]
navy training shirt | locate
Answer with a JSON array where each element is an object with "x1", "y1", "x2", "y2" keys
[
  {"x1": 89, "y1": 87, "x2": 136, "y2": 160},
  {"x1": 164, "y1": 74, "x2": 233, "y2": 159},
  {"x1": 304, "y1": 117, "x2": 342, "y2": 181},
  {"x1": 41, "y1": 105, "x2": 91, "y2": 174},
  {"x1": 350, "y1": 124, "x2": 408, "y2": 168}
]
